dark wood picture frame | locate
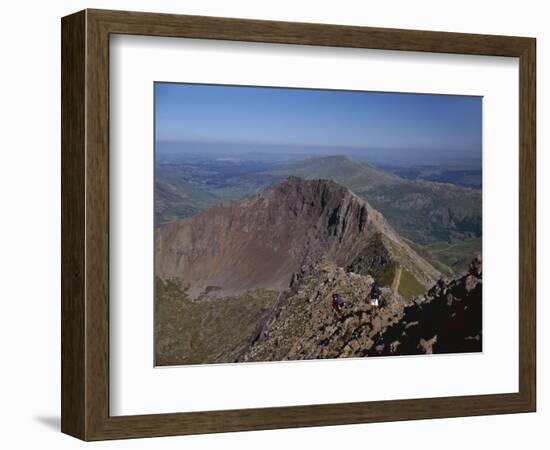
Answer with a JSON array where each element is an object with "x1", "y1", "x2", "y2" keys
[{"x1": 61, "y1": 9, "x2": 536, "y2": 441}]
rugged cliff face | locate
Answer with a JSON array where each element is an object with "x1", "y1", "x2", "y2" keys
[{"x1": 155, "y1": 177, "x2": 439, "y2": 297}]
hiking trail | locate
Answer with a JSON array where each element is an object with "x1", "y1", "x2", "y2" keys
[{"x1": 391, "y1": 266, "x2": 402, "y2": 294}]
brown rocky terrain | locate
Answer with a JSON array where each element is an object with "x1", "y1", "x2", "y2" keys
[
  {"x1": 155, "y1": 177, "x2": 439, "y2": 297},
  {"x1": 239, "y1": 254, "x2": 482, "y2": 362},
  {"x1": 155, "y1": 177, "x2": 481, "y2": 366},
  {"x1": 239, "y1": 260, "x2": 404, "y2": 362}
]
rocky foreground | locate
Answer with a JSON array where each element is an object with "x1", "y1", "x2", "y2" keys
[{"x1": 240, "y1": 254, "x2": 482, "y2": 362}]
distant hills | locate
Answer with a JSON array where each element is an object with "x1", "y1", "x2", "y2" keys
[
  {"x1": 262, "y1": 156, "x2": 482, "y2": 245},
  {"x1": 157, "y1": 155, "x2": 481, "y2": 240},
  {"x1": 155, "y1": 154, "x2": 482, "y2": 275},
  {"x1": 155, "y1": 179, "x2": 219, "y2": 225},
  {"x1": 267, "y1": 155, "x2": 401, "y2": 190}
]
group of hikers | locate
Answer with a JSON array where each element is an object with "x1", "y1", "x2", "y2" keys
[{"x1": 331, "y1": 281, "x2": 383, "y2": 318}]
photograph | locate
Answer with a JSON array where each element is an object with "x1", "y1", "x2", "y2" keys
[
  {"x1": 0, "y1": 0, "x2": 541, "y2": 445},
  {"x1": 154, "y1": 83, "x2": 483, "y2": 366}
]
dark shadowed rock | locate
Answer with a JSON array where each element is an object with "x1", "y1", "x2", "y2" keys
[
  {"x1": 469, "y1": 252, "x2": 482, "y2": 277},
  {"x1": 368, "y1": 255, "x2": 483, "y2": 357}
]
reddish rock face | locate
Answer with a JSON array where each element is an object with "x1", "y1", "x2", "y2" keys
[{"x1": 155, "y1": 177, "x2": 439, "y2": 297}]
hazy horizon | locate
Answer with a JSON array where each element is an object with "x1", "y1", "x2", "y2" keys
[
  {"x1": 155, "y1": 82, "x2": 482, "y2": 167},
  {"x1": 156, "y1": 140, "x2": 482, "y2": 167}
]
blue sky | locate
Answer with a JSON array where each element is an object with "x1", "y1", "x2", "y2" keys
[{"x1": 155, "y1": 82, "x2": 482, "y2": 157}]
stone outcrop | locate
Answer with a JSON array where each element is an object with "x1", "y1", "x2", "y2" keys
[
  {"x1": 239, "y1": 260, "x2": 405, "y2": 362},
  {"x1": 241, "y1": 254, "x2": 482, "y2": 362}
]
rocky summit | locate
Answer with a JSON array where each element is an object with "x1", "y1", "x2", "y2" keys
[
  {"x1": 155, "y1": 177, "x2": 439, "y2": 297},
  {"x1": 239, "y1": 260, "x2": 404, "y2": 362},
  {"x1": 239, "y1": 254, "x2": 482, "y2": 362}
]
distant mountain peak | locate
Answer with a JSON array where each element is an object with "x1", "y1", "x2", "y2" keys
[
  {"x1": 266, "y1": 154, "x2": 402, "y2": 190},
  {"x1": 313, "y1": 154, "x2": 356, "y2": 162},
  {"x1": 262, "y1": 155, "x2": 481, "y2": 245}
]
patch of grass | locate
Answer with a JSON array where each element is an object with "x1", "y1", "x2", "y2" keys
[
  {"x1": 377, "y1": 265, "x2": 396, "y2": 287},
  {"x1": 404, "y1": 237, "x2": 481, "y2": 278},
  {"x1": 155, "y1": 277, "x2": 278, "y2": 366},
  {"x1": 404, "y1": 239, "x2": 454, "y2": 277},
  {"x1": 347, "y1": 233, "x2": 396, "y2": 287},
  {"x1": 398, "y1": 269, "x2": 426, "y2": 301},
  {"x1": 366, "y1": 182, "x2": 482, "y2": 245}
]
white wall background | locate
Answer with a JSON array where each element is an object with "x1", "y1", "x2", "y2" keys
[{"x1": 0, "y1": 0, "x2": 546, "y2": 448}]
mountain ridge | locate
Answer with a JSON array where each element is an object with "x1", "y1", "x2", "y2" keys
[
  {"x1": 263, "y1": 155, "x2": 482, "y2": 246},
  {"x1": 155, "y1": 154, "x2": 482, "y2": 252},
  {"x1": 155, "y1": 176, "x2": 439, "y2": 297},
  {"x1": 266, "y1": 155, "x2": 403, "y2": 191}
]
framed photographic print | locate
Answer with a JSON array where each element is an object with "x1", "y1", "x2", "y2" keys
[{"x1": 61, "y1": 9, "x2": 536, "y2": 440}]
